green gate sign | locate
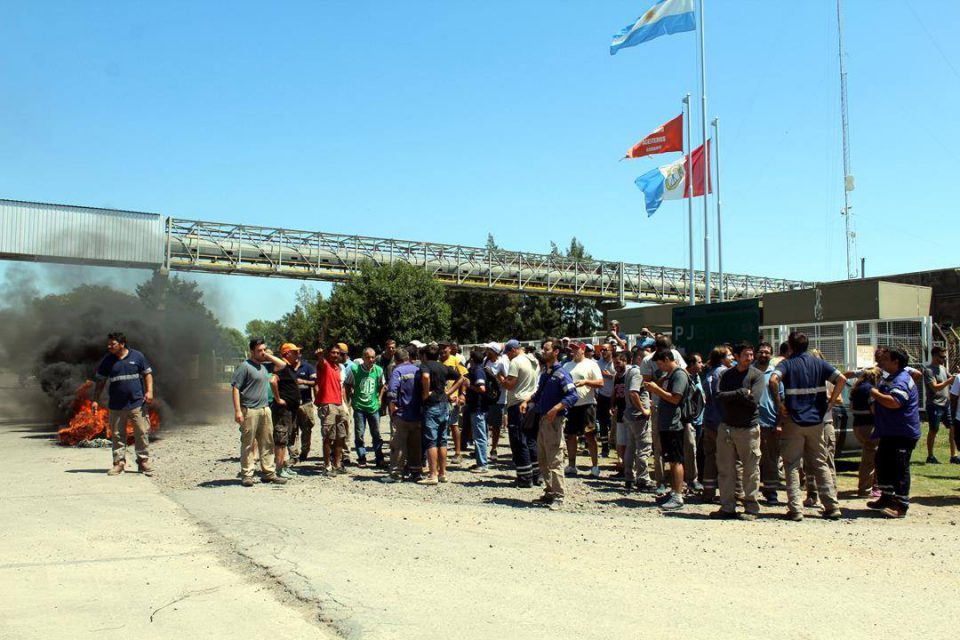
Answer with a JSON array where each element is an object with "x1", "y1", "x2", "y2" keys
[{"x1": 671, "y1": 299, "x2": 762, "y2": 358}]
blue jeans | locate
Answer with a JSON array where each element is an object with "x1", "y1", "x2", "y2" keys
[
  {"x1": 472, "y1": 408, "x2": 489, "y2": 467},
  {"x1": 353, "y1": 409, "x2": 384, "y2": 464},
  {"x1": 422, "y1": 403, "x2": 449, "y2": 451}
]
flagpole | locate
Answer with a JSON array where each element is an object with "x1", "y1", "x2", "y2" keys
[
  {"x1": 684, "y1": 94, "x2": 694, "y2": 306},
  {"x1": 698, "y1": 0, "x2": 711, "y2": 304},
  {"x1": 712, "y1": 116, "x2": 724, "y2": 302}
]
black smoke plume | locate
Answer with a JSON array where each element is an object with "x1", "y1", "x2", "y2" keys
[{"x1": 0, "y1": 265, "x2": 242, "y2": 427}]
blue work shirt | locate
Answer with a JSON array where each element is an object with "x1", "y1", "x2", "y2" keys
[
  {"x1": 874, "y1": 369, "x2": 921, "y2": 439},
  {"x1": 388, "y1": 362, "x2": 423, "y2": 422},
  {"x1": 531, "y1": 362, "x2": 578, "y2": 416},
  {"x1": 773, "y1": 352, "x2": 841, "y2": 426},
  {"x1": 703, "y1": 365, "x2": 727, "y2": 426},
  {"x1": 295, "y1": 362, "x2": 317, "y2": 404},
  {"x1": 754, "y1": 364, "x2": 784, "y2": 428},
  {"x1": 95, "y1": 348, "x2": 152, "y2": 411}
]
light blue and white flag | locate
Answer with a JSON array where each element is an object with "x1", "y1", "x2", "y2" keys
[
  {"x1": 610, "y1": 0, "x2": 696, "y2": 55},
  {"x1": 634, "y1": 156, "x2": 686, "y2": 217}
]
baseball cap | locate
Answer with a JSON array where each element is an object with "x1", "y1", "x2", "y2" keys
[
  {"x1": 483, "y1": 341, "x2": 502, "y2": 355},
  {"x1": 584, "y1": 343, "x2": 595, "y2": 352},
  {"x1": 335, "y1": 342, "x2": 349, "y2": 353},
  {"x1": 568, "y1": 341, "x2": 584, "y2": 351},
  {"x1": 409, "y1": 339, "x2": 425, "y2": 349},
  {"x1": 280, "y1": 343, "x2": 301, "y2": 355},
  {"x1": 504, "y1": 339, "x2": 522, "y2": 352}
]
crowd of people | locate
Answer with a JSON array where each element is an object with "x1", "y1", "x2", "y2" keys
[{"x1": 93, "y1": 321, "x2": 952, "y2": 521}]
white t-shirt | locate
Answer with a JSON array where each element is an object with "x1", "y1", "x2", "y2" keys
[
  {"x1": 563, "y1": 357, "x2": 602, "y2": 406},
  {"x1": 484, "y1": 356, "x2": 509, "y2": 405},
  {"x1": 506, "y1": 352, "x2": 539, "y2": 407},
  {"x1": 639, "y1": 349, "x2": 687, "y2": 378},
  {"x1": 950, "y1": 375, "x2": 960, "y2": 397}
]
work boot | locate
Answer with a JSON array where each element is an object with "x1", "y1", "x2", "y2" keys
[
  {"x1": 137, "y1": 459, "x2": 154, "y2": 477},
  {"x1": 264, "y1": 475, "x2": 288, "y2": 485},
  {"x1": 107, "y1": 461, "x2": 125, "y2": 476},
  {"x1": 241, "y1": 476, "x2": 255, "y2": 487}
]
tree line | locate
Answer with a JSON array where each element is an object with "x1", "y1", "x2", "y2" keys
[{"x1": 245, "y1": 236, "x2": 603, "y2": 354}]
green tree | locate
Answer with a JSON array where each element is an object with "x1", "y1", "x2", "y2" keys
[
  {"x1": 327, "y1": 260, "x2": 450, "y2": 350},
  {"x1": 245, "y1": 318, "x2": 286, "y2": 350}
]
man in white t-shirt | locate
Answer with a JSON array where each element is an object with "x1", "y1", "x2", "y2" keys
[
  {"x1": 562, "y1": 341, "x2": 604, "y2": 478},
  {"x1": 499, "y1": 339, "x2": 542, "y2": 487}
]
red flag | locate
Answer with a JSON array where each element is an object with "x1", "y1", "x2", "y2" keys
[
  {"x1": 624, "y1": 114, "x2": 684, "y2": 159},
  {"x1": 685, "y1": 139, "x2": 711, "y2": 197}
]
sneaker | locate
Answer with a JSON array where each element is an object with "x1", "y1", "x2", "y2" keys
[
  {"x1": 107, "y1": 461, "x2": 125, "y2": 476},
  {"x1": 533, "y1": 476, "x2": 543, "y2": 487},
  {"x1": 660, "y1": 494, "x2": 685, "y2": 511},
  {"x1": 926, "y1": 455, "x2": 940, "y2": 464},
  {"x1": 533, "y1": 493, "x2": 554, "y2": 505},
  {"x1": 763, "y1": 492, "x2": 780, "y2": 505},
  {"x1": 137, "y1": 459, "x2": 154, "y2": 476},
  {"x1": 241, "y1": 476, "x2": 255, "y2": 487},
  {"x1": 870, "y1": 488, "x2": 882, "y2": 498},
  {"x1": 278, "y1": 467, "x2": 295, "y2": 479},
  {"x1": 738, "y1": 512, "x2": 758, "y2": 522},
  {"x1": 438, "y1": 475, "x2": 449, "y2": 483},
  {"x1": 803, "y1": 495, "x2": 819, "y2": 508},
  {"x1": 516, "y1": 478, "x2": 534, "y2": 489},
  {"x1": 950, "y1": 455, "x2": 960, "y2": 464},
  {"x1": 881, "y1": 506, "x2": 907, "y2": 519},
  {"x1": 624, "y1": 481, "x2": 634, "y2": 492},
  {"x1": 451, "y1": 455, "x2": 463, "y2": 467},
  {"x1": 823, "y1": 509, "x2": 842, "y2": 520},
  {"x1": 548, "y1": 499, "x2": 564, "y2": 511},
  {"x1": 690, "y1": 481, "x2": 704, "y2": 493},
  {"x1": 284, "y1": 465, "x2": 299, "y2": 476},
  {"x1": 265, "y1": 475, "x2": 288, "y2": 485},
  {"x1": 418, "y1": 476, "x2": 439, "y2": 486},
  {"x1": 709, "y1": 509, "x2": 738, "y2": 520},
  {"x1": 564, "y1": 465, "x2": 577, "y2": 477},
  {"x1": 601, "y1": 444, "x2": 610, "y2": 458},
  {"x1": 380, "y1": 475, "x2": 400, "y2": 484},
  {"x1": 590, "y1": 466, "x2": 601, "y2": 479},
  {"x1": 337, "y1": 465, "x2": 347, "y2": 474},
  {"x1": 867, "y1": 496, "x2": 891, "y2": 510},
  {"x1": 357, "y1": 460, "x2": 368, "y2": 468},
  {"x1": 469, "y1": 466, "x2": 489, "y2": 474},
  {"x1": 490, "y1": 450, "x2": 499, "y2": 461},
  {"x1": 655, "y1": 484, "x2": 669, "y2": 498},
  {"x1": 784, "y1": 511, "x2": 803, "y2": 522}
]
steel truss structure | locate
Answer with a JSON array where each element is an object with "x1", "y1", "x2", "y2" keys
[{"x1": 166, "y1": 218, "x2": 811, "y2": 304}]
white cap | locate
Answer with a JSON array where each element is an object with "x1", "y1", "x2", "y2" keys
[
  {"x1": 409, "y1": 339, "x2": 425, "y2": 349},
  {"x1": 483, "y1": 341, "x2": 502, "y2": 355}
]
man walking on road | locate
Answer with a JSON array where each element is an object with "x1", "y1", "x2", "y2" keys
[
  {"x1": 93, "y1": 332, "x2": 155, "y2": 477},
  {"x1": 231, "y1": 338, "x2": 289, "y2": 487},
  {"x1": 769, "y1": 331, "x2": 845, "y2": 521},
  {"x1": 525, "y1": 337, "x2": 578, "y2": 510}
]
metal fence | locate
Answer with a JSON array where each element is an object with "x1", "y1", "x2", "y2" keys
[{"x1": 761, "y1": 316, "x2": 934, "y2": 372}]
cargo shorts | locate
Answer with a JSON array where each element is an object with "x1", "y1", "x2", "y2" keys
[{"x1": 318, "y1": 402, "x2": 349, "y2": 441}]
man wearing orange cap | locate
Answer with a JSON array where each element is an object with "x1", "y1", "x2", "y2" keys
[{"x1": 270, "y1": 343, "x2": 303, "y2": 479}]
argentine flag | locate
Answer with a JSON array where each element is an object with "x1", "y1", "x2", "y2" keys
[
  {"x1": 635, "y1": 156, "x2": 686, "y2": 217},
  {"x1": 610, "y1": 0, "x2": 696, "y2": 55}
]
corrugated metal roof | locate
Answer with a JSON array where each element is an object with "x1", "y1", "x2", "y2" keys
[{"x1": 0, "y1": 199, "x2": 164, "y2": 267}]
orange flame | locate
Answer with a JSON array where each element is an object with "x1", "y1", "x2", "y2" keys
[{"x1": 57, "y1": 381, "x2": 160, "y2": 446}]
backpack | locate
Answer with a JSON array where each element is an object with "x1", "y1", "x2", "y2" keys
[
  {"x1": 482, "y1": 366, "x2": 502, "y2": 404},
  {"x1": 679, "y1": 371, "x2": 705, "y2": 422}
]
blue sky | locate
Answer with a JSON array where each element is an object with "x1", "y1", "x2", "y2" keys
[{"x1": 1, "y1": 1, "x2": 958, "y2": 330}]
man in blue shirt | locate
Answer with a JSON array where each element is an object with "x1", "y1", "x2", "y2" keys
[
  {"x1": 291, "y1": 349, "x2": 317, "y2": 465},
  {"x1": 383, "y1": 348, "x2": 423, "y2": 483},
  {"x1": 769, "y1": 331, "x2": 846, "y2": 521},
  {"x1": 92, "y1": 332, "x2": 154, "y2": 477},
  {"x1": 754, "y1": 342, "x2": 784, "y2": 504},
  {"x1": 869, "y1": 346, "x2": 921, "y2": 518},
  {"x1": 523, "y1": 337, "x2": 578, "y2": 510}
]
